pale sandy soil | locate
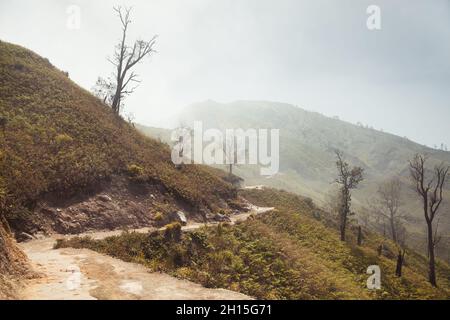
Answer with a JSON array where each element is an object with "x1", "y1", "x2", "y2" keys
[{"x1": 18, "y1": 206, "x2": 273, "y2": 300}]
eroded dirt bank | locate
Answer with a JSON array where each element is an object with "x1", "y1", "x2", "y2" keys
[{"x1": 18, "y1": 205, "x2": 273, "y2": 300}]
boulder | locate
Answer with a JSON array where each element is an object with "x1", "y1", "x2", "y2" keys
[
  {"x1": 213, "y1": 213, "x2": 231, "y2": 222},
  {"x1": 169, "y1": 211, "x2": 187, "y2": 226},
  {"x1": 17, "y1": 232, "x2": 34, "y2": 242},
  {"x1": 98, "y1": 194, "x2": 112, "y2": 202}
]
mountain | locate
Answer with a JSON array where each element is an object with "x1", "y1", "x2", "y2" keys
[
  {"x1": 139, "y1": 100, "x2": 450, "y2": 259},
  {"x1": 0, "y1": 40, "x2": 244, "y2": 285},
  {"x1": 1, "y1": 41, "x2": 448, "y2": 300}
]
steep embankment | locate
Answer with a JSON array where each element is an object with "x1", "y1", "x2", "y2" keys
[
  {"x1": 0, "y1": 40, "x2": 240, "y2": 238},
  {"x1": 0, "y1": 216, "x2": 32, "y2": 299}
]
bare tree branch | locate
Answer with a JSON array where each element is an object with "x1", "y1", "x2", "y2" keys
[{"x1": 93, "y1": 6, "x2": 157, "y2": 115}]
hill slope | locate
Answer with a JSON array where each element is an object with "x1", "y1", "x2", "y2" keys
[
  {"x1": 0, "y1": 213, "x2": 32, "y2": 299},
  {"x1": 0, "y1": 41, "x2": 239, "y2": 237},
  {"x1": 57, "y1": 187, "x2": 450, "y2": 299},
  {"x1": 167, "y1": 100, "x2": 450, "y2": 259}
]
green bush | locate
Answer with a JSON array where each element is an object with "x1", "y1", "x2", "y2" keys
[
  {"x1": 54, "y1": 133, "x2": 73, "y2": 145},
  {"x1": 126, "y1": 164, "x2": 144, "y2": 177},
  {"x1": 164, "y1": 222, "x2": 182, "y2": 242}
]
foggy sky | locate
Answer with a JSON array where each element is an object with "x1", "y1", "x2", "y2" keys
[{"x1": 1, "y1": 0, "x2": 449, "y2": 147}]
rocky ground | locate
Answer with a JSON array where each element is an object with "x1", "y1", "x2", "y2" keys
[{"x1": 10, "y1": 175, "x2": 245, "y2": 241}]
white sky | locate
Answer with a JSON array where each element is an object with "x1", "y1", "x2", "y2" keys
[{"x1": 1, "y1": 0, "x2": 449, "y2": 147}]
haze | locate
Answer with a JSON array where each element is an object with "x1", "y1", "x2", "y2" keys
[{"x1": 1, "y1": 0, "x2": 449, "y2": 147}]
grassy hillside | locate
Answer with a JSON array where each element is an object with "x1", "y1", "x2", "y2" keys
[
  {"x1": 0, "y1": 41, "x2": 237, "y2": 234},
  {"x1": 164, "y1": 100, "x2": 450, "y2": 260},
  {"x1": 56, "y1": 187, "x2": 450, "y2": 299}
]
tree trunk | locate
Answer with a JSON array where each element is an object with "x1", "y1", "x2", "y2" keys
[
  {"x1": 427, "y1": 222, "x2": 437, "y2": 286},
  {"x1": 340, "y1": 210, "x2": 347, "y2": 241},
  {"x1": 390, "y1": 216, "x2": 397, "y2": 244},
  {"x1": 229, "y1": 163, "x2": 232, "y2": 177},
  {"x1": 340, "y1": 227, "x2": 345, "y2": 241},
  {"x1": 357, "y1": 226, "x2": 362, "y2": 246},
  {"x1": 377, "y1": 244, "x2": 383, "y2": 256},
  {"x1": 395, "y1": 250, "x2": 404, "y2": 277},
  {"x1": 339, "y1": 191, "x2": 349, "y2": 242}
]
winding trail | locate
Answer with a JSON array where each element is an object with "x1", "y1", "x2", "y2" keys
[{"x1": 19, "y1": 205, "x2": 273, "y2": 300}]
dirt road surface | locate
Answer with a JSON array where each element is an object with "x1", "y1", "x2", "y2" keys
[{"x1": 19, "y1": 205, "x2": 273, "y2": 300}]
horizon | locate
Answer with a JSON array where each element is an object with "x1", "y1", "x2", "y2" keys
[{"x1": 137, "y1": 98, "x2": 447, "y2": 150}]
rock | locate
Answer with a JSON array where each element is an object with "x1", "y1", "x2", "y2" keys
[
  {"x1": 17, "y1": 232, "x2": 34, "y2": 242},
  {"x1": 98, "y1": 194, "x2": 112, "y2": 202},
  {"x1": 169, "y1": 211, "x2": 187, "y2": 226},
  {"x1": 213, "y1": 213, "x2": 231, "y2": 222},
  {"x1": 34, "y1": 231, "x2": 46, "y2": 239}
]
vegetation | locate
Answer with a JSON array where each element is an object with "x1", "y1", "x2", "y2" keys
[
  {"x1": 157, "y1": 100, "x2": 450, "y2": 261},
  {"x1": 334, "y1": 150, "x2": 364, "y2": 241},
  {"x1": 56, "y1": 188, "x2": 450, "y2": 299},
  {"x1": 409, "y1": 154, "x2": 449, "y2": 287},
  {"x1": 0, "y1": 41, "x2": 236, "y2": 225},
  {"x1": 369, "y1": 177, "x2": 405, "y2": 245}
]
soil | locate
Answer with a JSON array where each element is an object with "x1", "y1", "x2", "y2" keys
[
  {"x1": 10, "y1": 175, "x2": 212, "y2": 238},
  {"x1": 18, "y1": 205, "x2": 273, "y2": 300}
]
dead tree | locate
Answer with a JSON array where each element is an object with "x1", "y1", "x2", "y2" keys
[
  {"x1": 409, "y1": 154, "x2": 449, "y2": 287},
  {"x1": 395, "y1": 248, "x2": 406, "y2": 277},
  {"x1": 0, "y1": 117, "x2": 6, "y2": 131},
  {"x1": 377, "y1": 243, "x2": 384, "y2": 256},
  {"x1": 94, "y1": 6, "x2": 157, "y2": 115},
  {"x1": 357, "y1": 225, "x2": 363, "y2": 246},
  {"x1": 334, "y1": 150, "x2": 364, "y2": 241},
  {"x1": 223, "y1": 134, "x2": 238, "y2": 178},
  {"x1": 370, "y1": 177, "x2": 404, "y2": 244}
]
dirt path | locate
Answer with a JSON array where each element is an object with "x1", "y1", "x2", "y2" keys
[{"x1": 19, "y1": 206, "x2": 273, "y2": 300}]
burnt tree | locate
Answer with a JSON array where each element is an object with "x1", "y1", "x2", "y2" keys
[
  {"x1": 357, "y1": 225, "x2": 363, "y2": 246},
  {"x1": 334, "y1": 150, "x2": 364, "y2": 241},
  {"x1": 370, "y1": 177, "x2": 404, "y2": 244},
  {"x1": 409, "y1": 154, "x2": 449, "y2": 287},
  {"x1": 94, "y1": 6, "x2": 157, "y2": 115},
  {"x1": 395, "y1": 249, "x2": 406, "y2": 277}
]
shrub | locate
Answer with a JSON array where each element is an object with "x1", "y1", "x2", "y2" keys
[
  {"x1": 154, "y1": 212, "x2": 164, "y2": 221},
  {"x1": 55, "y1": 133, "x2": 73, "y2": 144},
  {"x1": 126, "y1": 164, "x2": 144, "y2": 177},
  {"x1": 164, "y1": 222, "x2": 182, "y2": 242}
]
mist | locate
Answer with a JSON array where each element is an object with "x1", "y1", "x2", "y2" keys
[{"x1": 1, "y1": 0, "x2": 449, "y2": 147}]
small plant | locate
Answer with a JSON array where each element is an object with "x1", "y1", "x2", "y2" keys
[
  {"x1": 55, "y1": 133, "x2": 73, "y2": 145},
  {"x1": 127, "y1": 164, "x2": 144, "y2": 177},
  {"x1": 154, "y1": 212, "x2": 164, "y2": 222},
  {"x1": 164, "y1": 222, "x2": 182, "y2": 242}
]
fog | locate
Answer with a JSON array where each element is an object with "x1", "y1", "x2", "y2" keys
[{"x1": 1, "y1": 0, "x2": 449, "y2": 147}]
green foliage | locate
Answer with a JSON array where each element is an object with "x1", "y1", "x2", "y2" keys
[
  {"x1": 164, "y1": 222, "x2": 182, "y2": 242},
  {"x1": 154, "y1": 212, "x2": 164, "y2": 221},
  {"x1": 126, "y1": 164, "x2": 144, "y2": 177},
  {"x1": 54, "y1": 133, "x2": 73, "y2": 145}
]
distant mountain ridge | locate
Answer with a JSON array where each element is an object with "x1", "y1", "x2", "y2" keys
[{"x1": 138, "y1": 100, "x2": 450, "y2": 259}]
